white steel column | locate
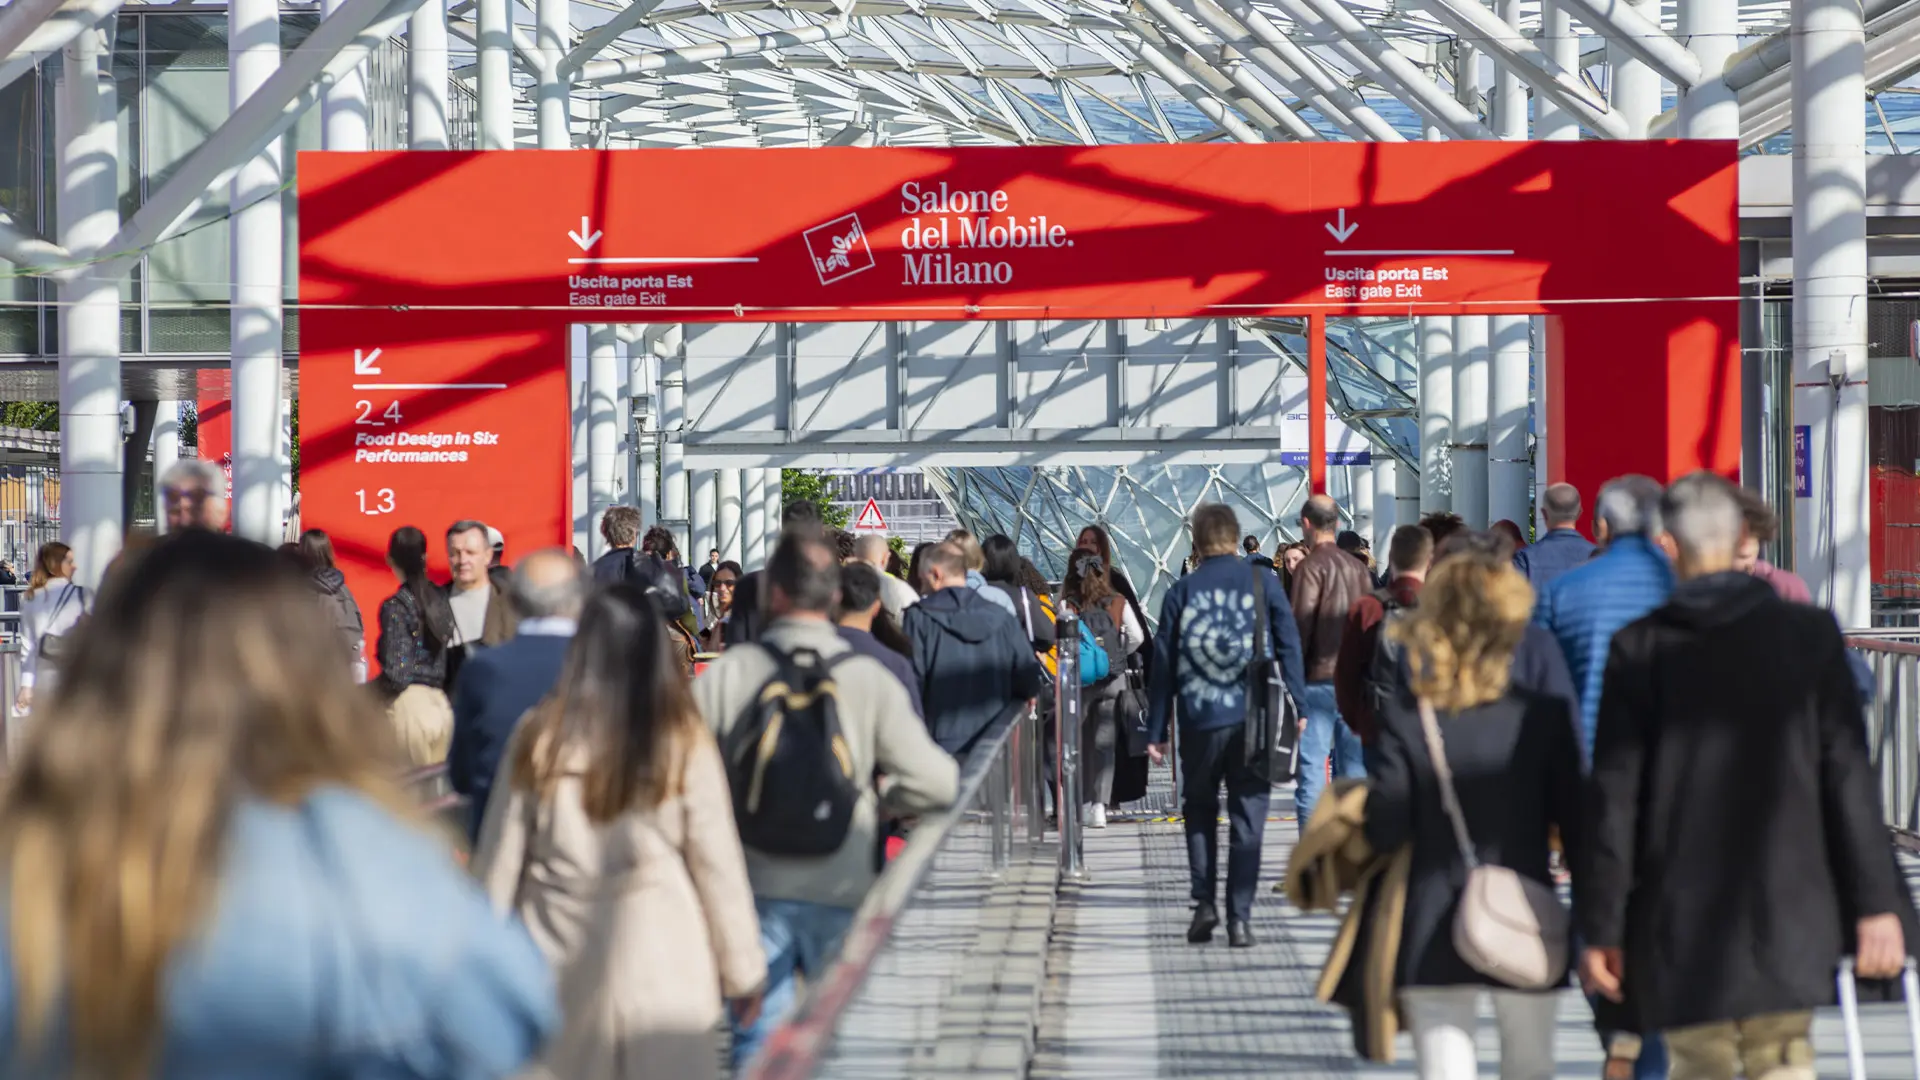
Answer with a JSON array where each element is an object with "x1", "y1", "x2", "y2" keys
[
  {"x1": 631, "y1": 343, "x2": 657, "y2": 524},
  {"x1": 230, "y1": 0, "x2": 284, "y2": 545},
  {"x1": 476, "y1": 0, "x2": 512, "y2": 149},
  {"x1": 1609, "y1": 0, "x2": 1661, "y2": 137},
  {"x1": 658, "y1": 327, "x2": 688, "y2": 552},
  {"x1": 1350, "y1": 464, "x2": 1375, "y2": 550},
  {"x1": 321, "y1": 0, "x2": 368, "y2": 149},
  {"x1": 1678, "y1": 0, "x2": 1739, "y2": 138},
  {"x1": 535, "y1": 0, "x2": 568, "y2": 148},
  {"x1": 587, "y1": 325, "x2": 620, "y2": 559},
  {"x1": 764, "y1": 468, "x2": 784, "y2": 552},
  {"x1": 691, "y1": 470, "x2": 717, "y2": 561},
  {"x1": 717, "y1": 468, "x2": 742, "y2": 563},
  {"x1": 1793, "y1": 0, "x2": 1870, "y2": 625},
  {"x1": 152, "y1": 401, "x2": 181, "y2": 535},
  {"x1": 1420, "y1": 315, "x2": 1454, "y2": 514},
  {"x1": 408, "y1": 0, "x2": 449, "y2": 149},
  {"x1": 56, "y1": 19, "x2": 120, "y2": 584},
  {"x1": 1452, "y1": 314, "x2": 1489, "y2": 528},
  {"x1": 1533, "y1": 3, "x2": 1578, "y2": 140},
  {"x1": 1487, "y1": 0, "x2": 1531, "y2": 533},
  {"x1": 1368, "y1": 335, "x2": 1402, "y2": 550},
  {"x1": 743, "y1": 468, "x2": 768, "y2": 566}
]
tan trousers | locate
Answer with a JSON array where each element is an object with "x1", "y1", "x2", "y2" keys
[
  {"x1": 1665, "y1": 1011, "x2": 1815, "y2": 1080},
  {"x1": 388, "y1": 684, "x2": 453, "y2": 768}
]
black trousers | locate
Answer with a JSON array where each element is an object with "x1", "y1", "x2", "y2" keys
[{"x1": 1179, "y1": 723, "x2": 1271, "y2": 923}]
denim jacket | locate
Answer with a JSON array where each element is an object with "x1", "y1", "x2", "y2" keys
[{"x1": 0, "y1": 788, "x2": 558, "y2": 1079}]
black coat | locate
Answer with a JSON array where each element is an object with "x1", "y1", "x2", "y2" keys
[
  {"x1": 904, "y1": 586, "x2": 1043, "y2": 760},
  {"x1": 1365, "y1": 686, "x2": 1585, "y2": 990},
  {"x1": 1576, "y1": 572, "x2": 1919, "y2": 1031},
  {"x1": 447, "y1": 631, "x2": 571, "y2": 843}
]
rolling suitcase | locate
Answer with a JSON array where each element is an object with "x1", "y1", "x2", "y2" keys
[{"x1": 1837, "y1": 956, "x2": 1920, "y2": 1080}]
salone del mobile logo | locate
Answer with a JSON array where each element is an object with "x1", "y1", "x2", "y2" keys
[{"x1": 803, "y1": 181, "x2": 1074, "y2": 287}]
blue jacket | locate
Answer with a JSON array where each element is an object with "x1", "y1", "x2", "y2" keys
[
  {"x1": 904, "y1": 586, "x2": 1042, "y2": 758},
  {"x1": 1146, "y1": 554, "x2": 1309, "y2": 744},
  {"x1": 1533, "y1": 534, "x2": 1675, "y2": 754},
  {"x1": 1513, "y1": 528, "x2": 1597, "y2": 591},
  {"x1": 0, "y1": 789, "x2": 556, "y2": 1079},
  {"x1": 449, "y1": 626, "x2": 574, "y2": 842}
]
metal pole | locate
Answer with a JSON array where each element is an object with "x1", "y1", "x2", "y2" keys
[
  {"x1": 535, "y1": 0, "x2": 568, "y2": 148},
  {"x1": 1055, "y1": 612, "x2": 1085, "y2": 878},
  {"x1": 1534, "y1": 9, "x2": 1577, "y2": 527},
  {"x1": 1793, "y1": 0, "x2": 1870, "y2": 625},
  {"x1": 658, "y1": 327, "x2": 689, "y2": 553},
  {"x1": 1368, "y1": 325, "x2": 1404, "y2": 550},
  {"x1": 1451, "y1": 314, "x2": 1489, "y2": 528},
  {"x1": 1024, "y1": 705, "x2": 1045, "y2": 845},
  {"x1": 408, "y1": 0, "x2": 450, "y2": 149},
  {"x1": 763, "y1": 466, "x2": 783, "y2": 552},
  {"x1": 743, "y1": 468, "x2": 768, "y2": 566},
  {"x1": 1420, "y1": 310, "x2": 1455, "y2": 515},
  {"x1": 587, "y1": 325, "x2": 620, "y2": 559},
  {"x1": 476, "y1": 0, "x2": 512, "y2": 149},
  {"x1": 229, "y1": 0, "x2": 283, "y2": 545},
  {"x1": 1609, "y1": 0, "x2": 1661, "y2": 137},
  {"x1": 152, "y1": 401, "x2": 180, "y2": 536},
  {"x1": 631, "y1": 340, "x2": 657, "y2": 525},
  {"x1": 691, "y1": 470, "x2": 717, "y2": 563},
  {"x1": 717, "y1": 468, "x2": 742, "y2": 563},
  {"x1": 56, "y1": 17, "x2": 120, "y2": 586},
  {"x1": 1308, "y1": 313, "x2": 1328, "y2": 495},
  {"x1": 321, "y1": 0, "x2": 369, "y2": 150},
  {"x1": 1486, "y1": 0, "x2": 1531, "y2": 533}
]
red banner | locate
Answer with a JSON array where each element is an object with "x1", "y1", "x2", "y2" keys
[
  {"x1": 193, "y1": 369, "x2": 234, "y2": 522},
  {"x1": 298, "y1": 141, "x2": 1737, "y2": 321},
  {"x1": 297, "y1": 309, "x2": 570, "y2": 638}
]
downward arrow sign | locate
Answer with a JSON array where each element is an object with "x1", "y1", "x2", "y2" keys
[
  {"x1": 1324, "y1": 209, "x2": 1359, "y2": 243},
  {"x1": 568, "y1": 216, "x2": 603, "y2": 252},
  {"x1": 354, "y1": 348, "x2": 383, "y2": 376}
]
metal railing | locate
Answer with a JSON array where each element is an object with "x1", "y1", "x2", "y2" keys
[
  {"x1": 1854, "y1": 636, "x2": 1920, "y2": 845},
  {"x1": 742, "y1": 699, "x2": 1043, "y2": 1080}
]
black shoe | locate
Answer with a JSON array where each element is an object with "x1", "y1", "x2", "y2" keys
[
  {"x1": 1228, "y1": 919, "x2": 1255, "y2": 948},
  {"x1": 1187, "y1": 902, "x2": 1219, "y2": 944}
]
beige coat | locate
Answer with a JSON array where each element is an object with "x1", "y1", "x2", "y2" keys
[{"x1": 473, "y1": 725, "x2": 766, "y2": 1080}]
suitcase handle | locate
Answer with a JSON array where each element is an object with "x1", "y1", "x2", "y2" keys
[{"x1": 1838, "y1": 956, "x2": 1920, "y2": 1080}]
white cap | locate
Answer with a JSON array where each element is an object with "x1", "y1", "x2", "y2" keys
[{"x1": 487, "y1": 526, "x2": 504, "y2": 550}]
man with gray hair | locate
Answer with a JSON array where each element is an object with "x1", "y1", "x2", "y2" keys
[
  {"x1": 159, "y1": 457, "x2": 229, "y2": 533},
  {"x1": 447, "y1": 548, "x2": 585, "y2": 842},
  {"x1": 853, "y1": 533, "x2": 919, "y2": 621},
  {"x1": 1533, "y1": 474, "x2": 1677, "y2": 1080},
  {"x1": 1580, "y1": 471, "x2": 1915, "y2": 1079}
]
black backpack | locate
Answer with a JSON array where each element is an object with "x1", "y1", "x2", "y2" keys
[
  {"x1": 1364, "y1": 588, "x2": 1414, "y2": 719},
  {"x1": 1078, "y1": 599, "x2": 1128, "y2": 684},
  {"x1": 722, "y1": 648, "x2": 861, "y2": 856}
]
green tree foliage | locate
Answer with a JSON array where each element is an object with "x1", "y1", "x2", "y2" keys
[
  {"x1": 0, "y1": 403, "x2": 57, "y2": 430},
  {"x1": 779, "y1": 468, "x2": 852, "y2": 530}
]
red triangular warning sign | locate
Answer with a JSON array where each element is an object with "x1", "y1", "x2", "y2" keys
[{"x1": 853, "y1": 497, "x2": 887, "y2": 532}]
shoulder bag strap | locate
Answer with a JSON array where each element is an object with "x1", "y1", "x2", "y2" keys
[
  {"x1": 1415, "y1": 698, "x2": 1481, "y2": 869},
  {"x1": 1249, "y1": 563, "x2": 1268, "y2": 661},
  {"x1": 48, "y1": 582, "x2": 78, "y2": 621},
  {"x1": 1017, "y1": 586, "x2": 1036, "y2": 643}
]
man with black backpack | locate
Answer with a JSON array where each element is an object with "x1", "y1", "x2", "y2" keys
[
  {"x1": 1145, "y1": 503, "x2": 1308, "y2": 949},
  {"x1": 1332, "y1": 523, "x2": 1434, "y2": 747},
  {"x1": 691, "y1": 530, "x2": 958, "y2": 1071}
]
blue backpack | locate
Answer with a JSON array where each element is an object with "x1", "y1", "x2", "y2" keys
[{"x1": 1076, "y1": 601, "x2": 1124, "y2": 685}]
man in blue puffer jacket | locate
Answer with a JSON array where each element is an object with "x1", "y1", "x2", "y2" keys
[{"x1": 1533, "y1": 473, "x2": 1674, "y2": 1080}]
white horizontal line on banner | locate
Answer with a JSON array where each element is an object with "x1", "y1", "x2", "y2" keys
[
  {"x1": 1322, "y1": 249, "x2": 1517, "y2": 256},
  {"x1": 567, "y1": 257, "x2": 762, "y2": 264},
  {"x1": 351, "y1": 383, "x2": 508, "y2": 390}
]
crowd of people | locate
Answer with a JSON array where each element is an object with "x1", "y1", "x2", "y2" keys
[{"x1": 0, "y1": 451, "x2": 1908, "y2": 1080}]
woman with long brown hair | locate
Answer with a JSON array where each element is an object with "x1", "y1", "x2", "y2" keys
[
  {"x1": 1364, "y1": 551, "x2": 1583, "y2": 1080},
  {"x1": 1060, "y1": 550, "x2": 1148, "y2": 829},
  {"x1": 375, "y1": 525, "x2": 459, "y2": 766},
  {"x1": 474, "y1": 584, "x2": 765, "y2": 1080},
  {"x1": 0, "y1": 530, "x2": 555, "y2": 1077}
]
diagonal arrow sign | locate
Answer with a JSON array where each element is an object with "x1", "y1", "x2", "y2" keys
[
  {"x1": 1324, "y1": 208, "x2": 1358, "y2": 243},
  {"x1": 353, "y1": 347, "x2": 382, "y2": 375},
  {"x1": 568, "y1": 216, "x2": 603, "y2": 252}
]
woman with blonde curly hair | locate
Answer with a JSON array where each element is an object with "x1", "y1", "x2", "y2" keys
[{"x1": 1362, "y1": 548, "x2": 1585, "y2": 1080}]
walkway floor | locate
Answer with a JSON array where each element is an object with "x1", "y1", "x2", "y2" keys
[{"x1": 1033, "y1": 784, "x2": 1920, "y2": 1079}]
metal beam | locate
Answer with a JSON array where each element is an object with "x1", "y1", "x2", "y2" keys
[
  {"x1": 1272, "y1": 0, "x2": 1490, "y2": 138},
  {"x1": 0, "y1": 0, "x2": 120, "y2": 92},
  {"x1": 1734, "y1": 16, "x2": 1920, "y2": 148},
  {"x1": 562, "y1": 0, "x2": 666, "y2": 75},
  {"x1": 1415, "y1": 0, "x2": 1628, "y2": 137},
  {"x1": 1129, "y1": 38, "x2": 1267, "y2": 143},
  {"x1": 575, "y1": 14, "x2": 851, "y2": 84},
  {"x1": 1547, "y1": 0, "x2": 1702, "y2": 86},
  {"x1": 1167, "y1": 0, "x2": 1403, "y2": 141},
  {"x1": 85, "y1": 0, "x2": 428, "y2": 284},
  {"x1": 0, "y1": 209, "x2": 71, "y2": 272},
  {"x1": 1123, "y1": 9, "x2": 1317, "y2": 140}
]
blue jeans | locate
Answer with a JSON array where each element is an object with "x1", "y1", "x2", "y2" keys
[
  {"x1": 728, "y1": 898, "x2": 856, "y2": 1070},
  {"x1": 1294, "y1": 681, "x2": 1366, "y2": 831}
]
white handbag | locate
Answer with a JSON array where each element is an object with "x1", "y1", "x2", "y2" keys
[{"x1": 1416, "y1": 698, "x2": 1571, "y2": 991}]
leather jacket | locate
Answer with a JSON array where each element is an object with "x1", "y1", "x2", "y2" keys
[{"x1": 1290, "y1": 542, "x2": 1372, "y2": 682}]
